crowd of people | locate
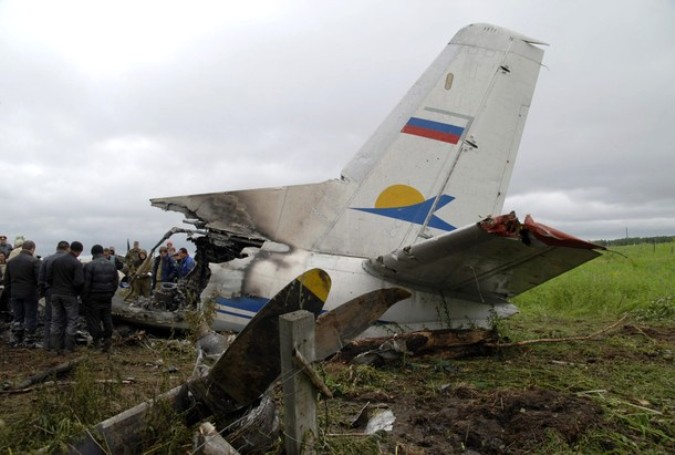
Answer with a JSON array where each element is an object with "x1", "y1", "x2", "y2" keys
[{"x1": 0, "y1": 234, "x2": 197, "y2": 354}]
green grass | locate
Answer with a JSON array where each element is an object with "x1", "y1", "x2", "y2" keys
[{"x1": 513, "y1": 242, "x2": 674, "y2": 319}]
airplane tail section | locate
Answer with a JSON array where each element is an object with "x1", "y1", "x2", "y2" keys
[{"x1": 151, "y1": 24, "x2": 546, "y2": 259}]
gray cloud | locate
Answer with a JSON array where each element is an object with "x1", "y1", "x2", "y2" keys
[{"x1": 1, "y1": 0, "x2": 674, "y2": 258}]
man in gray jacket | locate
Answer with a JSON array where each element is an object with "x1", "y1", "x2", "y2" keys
[
  {"x1": 48, "y1": 241, "x2": 84, "y2": 354},
  {"x1": 83, "y1": 244, "x2": 119, "y2": 352},
  {"x1": 3, "y1": 240, "x2": 41, "y2": 347}
]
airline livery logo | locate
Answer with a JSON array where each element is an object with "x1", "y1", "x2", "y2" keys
[
  {"x1": 401, "y1": 116, "x2": 466, "y2": 144},
  {"x1": 352, "y1": 184, "x2": 456, "y2": 231}
]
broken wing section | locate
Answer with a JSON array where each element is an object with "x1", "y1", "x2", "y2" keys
[
  {"x1": 150, "y1": 179, "x2": 353, "y2": 250},
  {"x1": 364, "y1": 213, "x2": 605, "y2": 304}
]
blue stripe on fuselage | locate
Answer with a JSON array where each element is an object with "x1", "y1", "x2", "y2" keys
[{"x1": 214, "y1": 295, "x2": 392, "y2": 324}]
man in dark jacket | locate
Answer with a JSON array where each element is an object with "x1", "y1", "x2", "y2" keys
[
  {"x1": 48, "y1": 241, "x2": 84, "y2": 354},
  {"x1": 38, "y1": 240, "x2": 70, "y2": 350},
  {"x1": 83, "y1": 244, "x2": 119, "y2": 352},
  {"x1": 151, "y1": 246, "x2": 177, "y2": 289},
  {"x1": 3, "y1": 240, "x2": 41, "y2": 347}
]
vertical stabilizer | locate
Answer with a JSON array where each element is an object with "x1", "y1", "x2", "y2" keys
[{"x1": 317, "y1": 24, "x2": 545, "y2": 256}]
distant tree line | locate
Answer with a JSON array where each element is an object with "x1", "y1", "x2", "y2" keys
[{"x1": 594, "y1": 236, "x2": 674, "y2": 247}]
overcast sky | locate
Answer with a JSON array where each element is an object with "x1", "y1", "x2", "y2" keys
[{"x1": 1, "y1": 0, "x2": 674, "y2": 257}]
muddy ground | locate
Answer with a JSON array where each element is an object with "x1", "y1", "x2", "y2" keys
[{"x1": 1, "y1": 323, "x2": 673, "y2": 454}]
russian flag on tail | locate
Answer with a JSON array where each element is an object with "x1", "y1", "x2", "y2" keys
[{"x1": 401, "y1": 116, "x2": 466, "y2": 144}]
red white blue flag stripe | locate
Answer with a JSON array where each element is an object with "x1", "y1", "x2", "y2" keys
[{"x1": 401, "y1": 117, "x2": 465, "y2": 144}]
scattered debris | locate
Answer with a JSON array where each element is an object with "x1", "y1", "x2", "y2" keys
[
  {"x1": 351, "y1": 402, "x2": 396, "y2": 435},
  {"x1": 195, "y1": 422, "x2": 241, "y2": 455},
  {"x1": 340, "y1": 328, "x2": 497, "y2": 362},
  {"x1": 6, "y1": 356, "x2": 84, "y2": 391},
  {"x1": 224, "y1": 393, "x2": 280, "y2": 454},
  {"x1": 352, "y1": 339, "x2": 411, "y2": 366}
]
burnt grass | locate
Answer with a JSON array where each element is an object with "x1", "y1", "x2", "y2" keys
[{"x1": 1, "y1": 321, "x2": 674, "y2": 454}]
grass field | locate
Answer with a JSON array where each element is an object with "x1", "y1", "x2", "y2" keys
[
  {"x1": 514, "y1": 242, "x2": 674, "y2": 320},
  {"x1": 1, "y1": 242, "x2": 673, "y2": 453}
]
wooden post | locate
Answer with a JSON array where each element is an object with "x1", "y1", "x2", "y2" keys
[{"x1": 280, "y1": 310, "x2": 317, "y2": 455}]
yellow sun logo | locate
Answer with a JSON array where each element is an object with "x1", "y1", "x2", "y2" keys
[{"x1": 374, "y1": 185, "x2": 425, "y2": 209}]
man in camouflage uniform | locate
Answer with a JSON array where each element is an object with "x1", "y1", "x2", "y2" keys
[{"x1": 124, "y1": 240, "x2": 141, "y2": 274}]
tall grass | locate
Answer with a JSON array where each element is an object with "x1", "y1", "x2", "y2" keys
[{"x1": 513, "y1": 242, "x2": 674, "y2": 320}]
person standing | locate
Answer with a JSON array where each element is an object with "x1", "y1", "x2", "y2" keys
[
  {"x1": 124, "y1": 240, "x2": 141, "y2": 273},
  {"x1": 7, "y1": 235, "x2": 25, "y2": 262},
  {"x1": 108, "y1": 246, "x2": 124, "y2": 271},
  {"x1": 3, "y1": 240, "x2": 41, "y2": 347},
  {"x1": 38, "y1": 241, "x2": 70, "y2": 351},
  {"x1": 152, "y1": 246, "x2": 177, "y2": 289},
  {"x1": 128, "y1": 249, "x2": 152, "y2": 298},
  {"x1": 0, "y1": 251, "x2": 10, "y2": 323},
  {"x1": 176, "y1": 248, "x2": 196, "y2": 279},
  {"x1": 83, "y1": 244, "x2": 119, "y2": 352},
  {"x1": 48, "y1": 241, "x2": 84, "y2": 354},
  {"x1": 0, "y1": 235, "x2": 12, "y2": 258}
]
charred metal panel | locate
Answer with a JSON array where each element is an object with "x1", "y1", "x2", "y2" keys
[{"x1": 151, "y1": 179, "x2": 356, "y2": 254}]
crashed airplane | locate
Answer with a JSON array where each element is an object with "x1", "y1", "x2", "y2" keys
[{"x1": 112, "y1": 23, "x2": 604, "y2": 335}]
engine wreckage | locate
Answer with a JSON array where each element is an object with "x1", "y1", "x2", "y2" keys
[{"x1": 111, "y1": 227, "x2": 263, "y2": 332}]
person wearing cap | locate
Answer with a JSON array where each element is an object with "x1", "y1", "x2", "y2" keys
[
  {"x1": 83, "y1": 244, "x2": 119, "y2": 352},
  {"x1": 38, "y1": 241, "x2": 70, "y2": 351},
  {"x1": 3, "y1": 240, "x2": 41, "y2": 347},
  {"x1": 0, "y1": 235, "x2": 12, "y2": 258},
  {"x1": 47, "y1": 241, "x2": 84, "y2": 354}
]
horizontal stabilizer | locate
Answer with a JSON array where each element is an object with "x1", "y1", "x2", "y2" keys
[{"x1": 364, "y1": 213, "x2": 604, "y2": 304}]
